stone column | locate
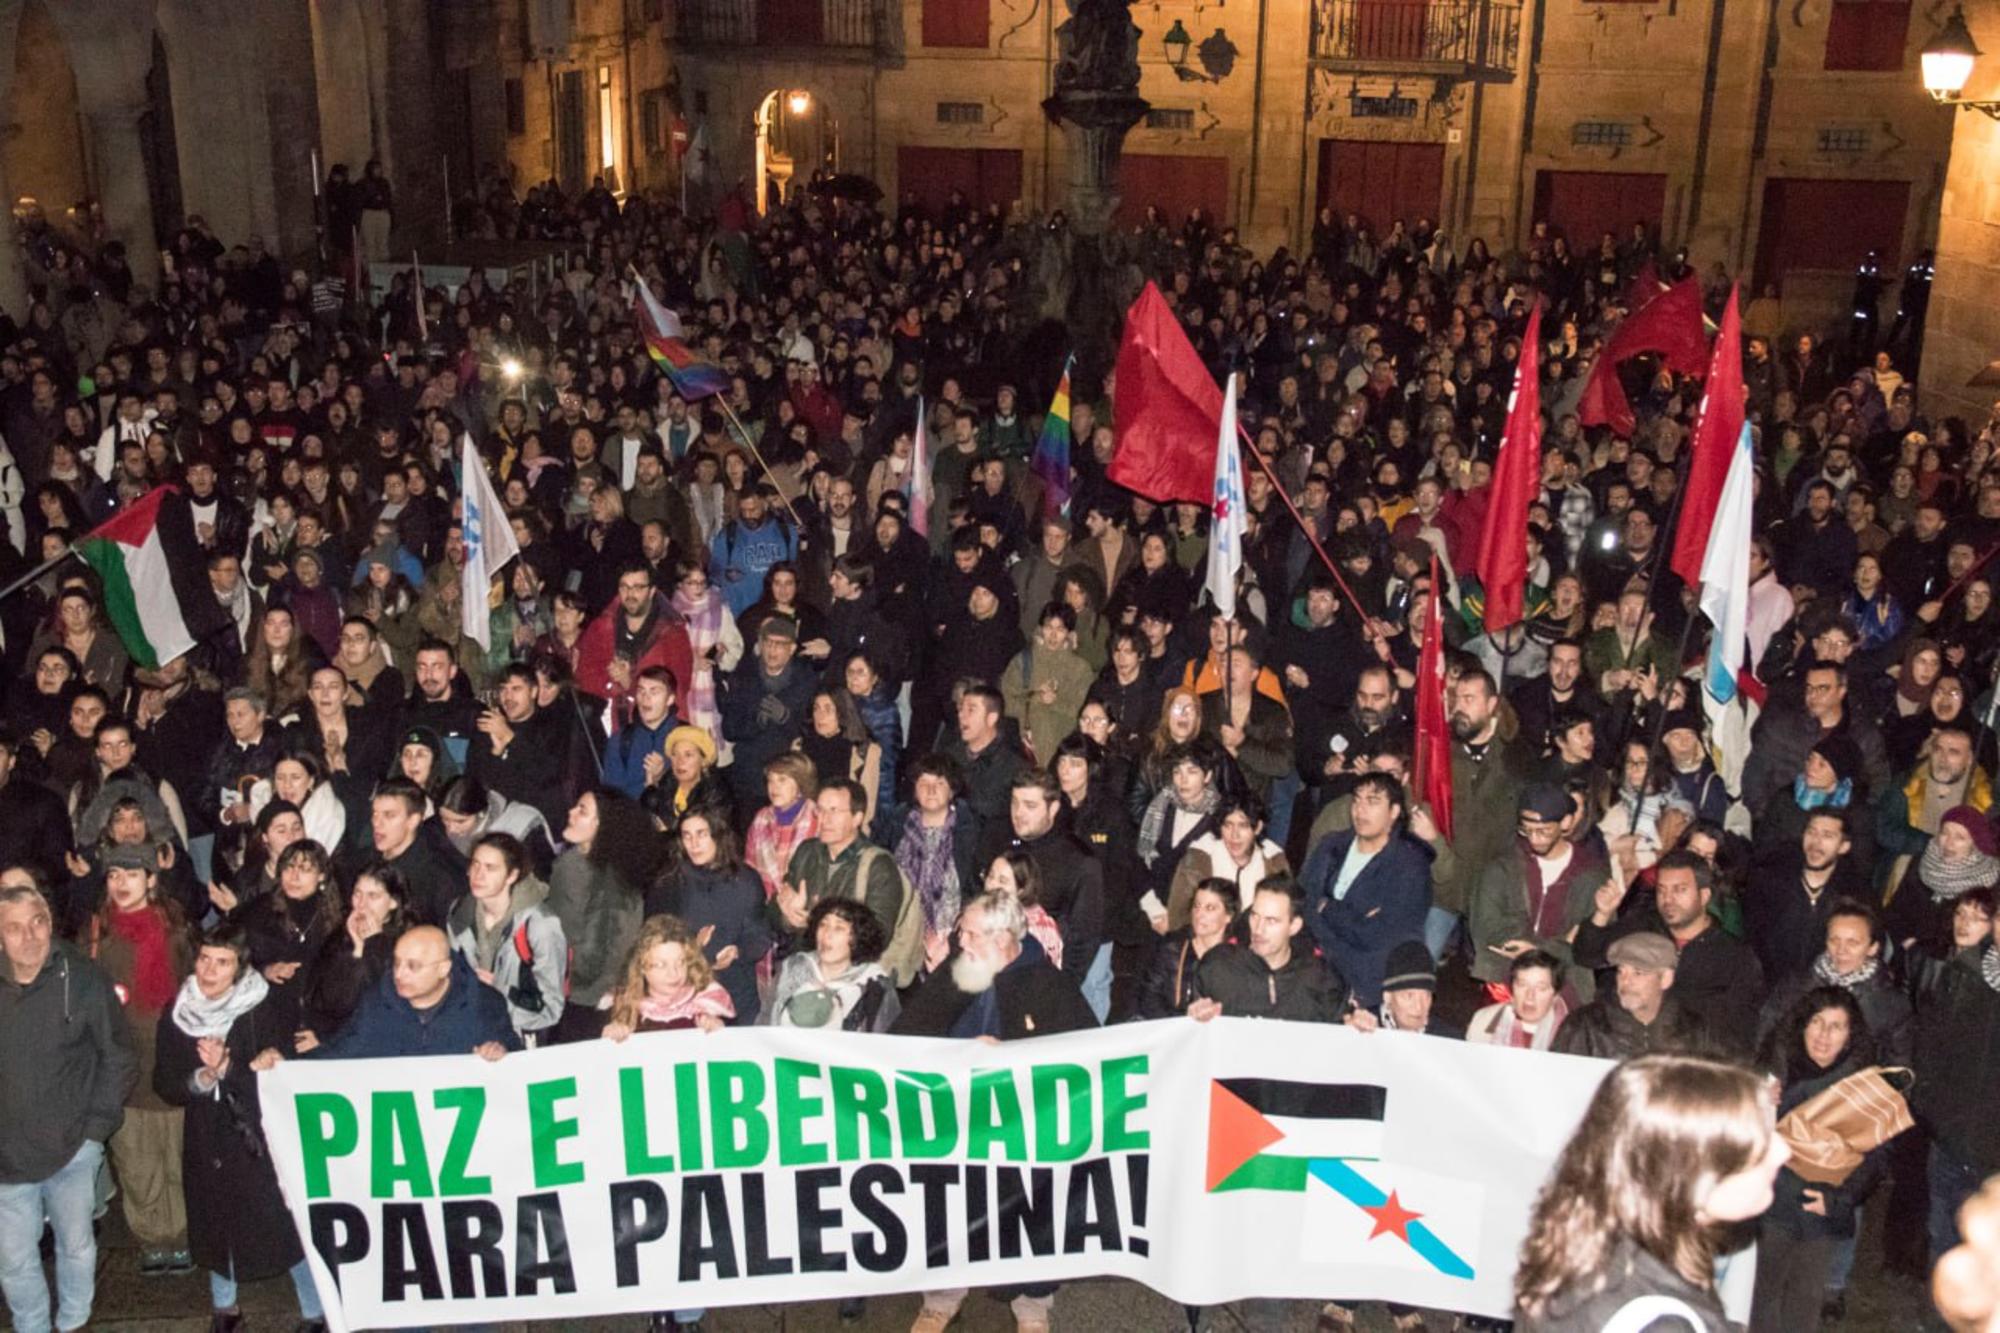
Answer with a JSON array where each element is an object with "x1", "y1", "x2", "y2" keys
[
  {"x1": 0, "y1": 123, "x2": 25, "y2": 316},
  {"x1": 85, "y1": 97, "x2": 161, "y2": 281}
]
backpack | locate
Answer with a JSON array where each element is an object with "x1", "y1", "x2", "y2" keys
[
  {"x1": 855, "y1": 845, "x2": 925, "y2": 988},
  {"x1": 508, "y1": 915, "x2": 572, "y2": 1016}
]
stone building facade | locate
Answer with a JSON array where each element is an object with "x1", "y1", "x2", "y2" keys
[
  {"x1": 0, "y1": 0, "x2": 1965, "y2": 346},
  {"x1": 1922, "y1": 0, "x2": 2000, "y2": 425}
]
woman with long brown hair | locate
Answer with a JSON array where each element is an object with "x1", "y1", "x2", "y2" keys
[{"x1": 1516, "y1": 1054, "x2": 1790, "y2": 1331}]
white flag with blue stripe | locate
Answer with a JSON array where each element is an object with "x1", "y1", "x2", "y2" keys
[
  {"x1": 1698, "y1": 422, "x2": 1758, "y2": 793},
  {"x1": 1206, "y1": 375, "x2": 1245, "y2": 623},
  {"x1": 461, "y1": 434, "x2": 520, "y2": 652}
]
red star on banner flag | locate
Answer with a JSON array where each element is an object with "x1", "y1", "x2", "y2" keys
[{"x1": 1362, "y1": 1190, "x2": 1424, "y2": 1243}]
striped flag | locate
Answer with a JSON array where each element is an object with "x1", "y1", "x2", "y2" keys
[
  {"x1": 460, "y1": 436, "x2": 520, "y2": 652},
  {"x1": 1205, "y1": 375, "x2": 1245, "y2": 622},
  {"x1": 75, "y1": 486, "x2": 230, "y2": 670},
  {"x1": 633, "y1": 274, "x2": 731, "y2": 400},
  {"x1": 1207, "y1": 1077, "x2": 1479, "y2": 1282},
  {"x1": 1699, "y1": 422, "x2": 1760, "y2": 794},
  {"x1": 1031, "y1": 355, "x2": 1074, "y2": 521},
  {"x1": 909, "y1": 397, "x2": 933, "y2": 538}
]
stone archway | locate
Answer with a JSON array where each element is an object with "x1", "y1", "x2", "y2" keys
[{"x1": 753, "y1": 86, "x2": 839, "y2": 216}]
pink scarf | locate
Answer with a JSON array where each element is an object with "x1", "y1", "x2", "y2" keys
[{"x1": 670, "y1": 588, "x2": 727, "y2": 734}]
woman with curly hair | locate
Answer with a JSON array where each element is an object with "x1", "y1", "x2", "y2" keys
[
  {"x1": 603, "y1": 914, "x2": 734, "y2": 1035},
  {"x1": 1514, "y1": 1054, "x2": 1790, "y2": 1331},
  {"x1": 767, "y1": 897, "x2": 900, "y2": 1032}
]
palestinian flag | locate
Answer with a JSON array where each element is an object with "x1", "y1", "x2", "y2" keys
[
  {"x1": 76, "y1": 486, "x2": 229, "y2": 670},
  {"x1": 1207, "y1": 1077, "x2": 1387, "y2": 1191},
  {"x1": 1208, "y1": 1076, "x2": 1478, "y2": 1281}
]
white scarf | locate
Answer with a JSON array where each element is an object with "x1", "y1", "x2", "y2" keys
[{"x1": 171, "y1": 970, "x2": 270, "y2": 1040}]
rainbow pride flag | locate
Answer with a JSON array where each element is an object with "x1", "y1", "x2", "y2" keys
[
  {"x1": 1031, "y1": 354, "x2": 1074, "y2": 521},
  {"x1": 633, "y1": 276, "x2": 731, "y2": 401}
]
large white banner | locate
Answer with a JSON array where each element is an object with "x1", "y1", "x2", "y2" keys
[{"x1": 258, "y1": 1019, "x2": 1614, "y2": 1331}]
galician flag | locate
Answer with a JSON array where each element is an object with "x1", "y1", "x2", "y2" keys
[
  {"x1": 1205, "y1": 375, "x2": 1246, "y2": 622},
  {"x1": 1699, "y1": 421, "x2": 1760, "y2": 793},
  {"x1": 460, "y1": 436, "x2": 520, "y2": 653},
  {"x1": 1207, "y1": 1078, "x2": 1479, "y2": 1282},
  {"x1": 76, "y1": 486, "x2": 229, "y2": 670},
  {"x1": 909, "y1": 397, "x2": 933, "y2": 539},
  {"x1": 1031, "y1": 355, "x2": 1074, "y2": 521}
]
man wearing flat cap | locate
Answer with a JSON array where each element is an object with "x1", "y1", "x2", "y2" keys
[
  {"x1": 1553, "y1": 930, "x2": 1719, "y2": 1059},
  {"x1": 1467, "y1": 782, "x2": 1608, "y2": 1002}
]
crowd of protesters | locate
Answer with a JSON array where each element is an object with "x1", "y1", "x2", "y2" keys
[{"x1": 0, "y1": 161, "x2": 1983, "y2": 1333}]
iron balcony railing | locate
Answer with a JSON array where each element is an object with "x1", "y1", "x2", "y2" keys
[
  {"x1": 675, "y1": 0, "x2": 887, "y2": 51},
  {"x1": 1311, "y1": 0, "x2": 1522, "y2": 74}
]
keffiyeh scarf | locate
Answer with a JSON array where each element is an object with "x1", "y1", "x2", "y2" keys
[
  {"x1": 1812, "y1": 952, "x2": 1881, "y2": 990},
  {"x1": 170, "y1": 970, "x2": 270, "y2": 1040},
  {"x1": 1921, "y1": 840, "x2": 2000, "y2": 902}
]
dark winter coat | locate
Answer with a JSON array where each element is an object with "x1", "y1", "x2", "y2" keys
[
  {"x1": 1193, "y1": 942, "x2": 1348, "y2": 1023},
  {"x1": 893, "y1": 934, "x2": 1099, "y2": 1040},
  {"x1": 311, "y1": 953, "x2": 521, "y2": 1059},
  {"x1": 1301, "y1": 831, "x2": 1433, "y2": 1008},
  {"x1": 0, "y1": 941, "x2": 137, "y2": 1183},
  {"x1": 646, "y1": 861, "x2": 773, "y2": 1023},
  {"x1": 153, "y1": 995, "x2": 303, "y2": 1279}
]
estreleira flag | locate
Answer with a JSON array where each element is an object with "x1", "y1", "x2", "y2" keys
[
  {"x1": 1107, "y1": 282, "x2": 1225, "y2": 505},
  {"x1": 1206, "y1": 376, "x2": 1246, "y2": 623},
  {"x1": 1699, "y1": 422, "x2": 1760, "y2": 793},
  {"x1": 460, "y1": 436, "x2": 519, "y2": 652},
  {"x1": 1671, "y1": 284, "x2": 1743, "y2": 588},
  {"x1": 1472, "y1": 302, "x2": 1543, "y2": 633},
  {"x1": 1575, "y1": 274, "x2": 1708, "y2": 438},
  {"x1": 76, "y1": 486, "x2": 230, "y2": 670},
  {"x1": 1413, "y1": 557, "x2": 1455, "y2": 842},
  {"x1": 909, "y1": 397, "x2": 934, "y2": 538}
]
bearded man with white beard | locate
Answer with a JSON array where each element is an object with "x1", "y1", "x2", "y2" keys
[{"x1": 892, "y1": 890, "x2": 1098, "y2": 1333}]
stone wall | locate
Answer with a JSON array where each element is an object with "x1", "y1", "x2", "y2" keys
[{"x1": 1924, "y1": 1, "x2": 2000, "y2": 426}]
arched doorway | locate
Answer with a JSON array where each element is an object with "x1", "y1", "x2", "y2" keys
[
  {"x1": 4, "y1": 0, "x2": 88, "y2": 235},
  {"x1": 753, "y1": 88, "x2": 837, "y2": 216}
]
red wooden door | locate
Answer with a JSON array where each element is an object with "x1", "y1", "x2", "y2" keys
[
  {"x1": 1753, "y1": 177, "x2": 1910, "y2": 293},
  {"x1": 1114, "y1": 154, "x2": 1230, "y2": 228},
  {"x1": 1533, "y1": 170, "x2": 1667, "y2": 250},
  {"x1": 1316, "y1": 139, "x2": 1444, "y2": 232},
  {"x1": 896, "y1": 147, "x2": 1023, "y2": 217},
  {"x1": 922, "y1": 0, "x2": 990, "y2": 47}
]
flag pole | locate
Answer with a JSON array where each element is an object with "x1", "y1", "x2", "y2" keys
[
  {"x1": 1235, "y1": 421, "x2": 1375, "y2": 627},
  {"x1": 713, "y1": 397, "x2": 807, "y2": 532},
  {"x1": 1413, "y1": 552, "x2": 1439, "y2": 803},
  {"x1": 0, "y1": 545, "x2": 79, "y2": 604}
]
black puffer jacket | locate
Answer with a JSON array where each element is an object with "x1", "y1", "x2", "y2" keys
[{"x1": 1915, "y1": 946, "x2": 2000, "y2": 1171}]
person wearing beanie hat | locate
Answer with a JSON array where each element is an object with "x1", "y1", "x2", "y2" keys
[
  {"x1": 1659, "y1": 707, "x2": 1731, "y2": 824},
  {"x1": 1750, "y1": 733, "x2": 1879, "y2": 890},
  {"x1": 1891, "y1": 803, "x2": 2000, "y2": 957}
]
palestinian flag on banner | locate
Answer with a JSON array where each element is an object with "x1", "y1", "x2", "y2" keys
[
  {"x1": 76, "y1": 486, "x2": 230, "y2": 670},
  {"x1": 1208, "y1": 1077, "x2": 1479, "y2": 1282},
  {"x1": 1207, "y1": 1078, "x2": 1387, "y2": 1191}
]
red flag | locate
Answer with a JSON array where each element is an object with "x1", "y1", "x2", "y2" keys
[
  {"x1": 1576, "y1": 275, "x2": 1709, "y2": 438},
  {"x1": 1473, "y1": 302, "x2": 1544, "y2": 633},
  {"x1": 572, "y1": 592, "x2": 694, "y2": 720},
  {"x1": 1671, "y1": 284, "x2": 1743, "y2": 588},
  {"x1": 1414, "y1": 556, "x2": 1454, "y2": 843},
  {"x1": 1107, "y1": 282, "x2": 1225, "y2": 505},
  {"x1": 1625, "y1": 260, "x2": 1662, "y2": 313}
]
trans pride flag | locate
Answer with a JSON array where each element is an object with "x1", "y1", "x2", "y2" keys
[{"x1": 633, "y1": 275, "x2": 731, "y2": 401}]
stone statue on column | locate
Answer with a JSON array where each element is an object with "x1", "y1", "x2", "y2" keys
[{"x1": 1039, "y1": 0, "x2": 1150, "y2": 387}]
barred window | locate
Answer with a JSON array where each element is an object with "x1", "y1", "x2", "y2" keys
[
  {"x1": 936, "y1": 101, "x2": 984, "y2": 125},
  {"x1": 1571, "y1": 121, "x2": 1632, "y2": 149},
  {"x1": 1817, "y1": 126, "x2": 1871, "y2": 153},
  {"x1": 1146, "y1": 108, "x2": 1196, "y2": 131}
]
